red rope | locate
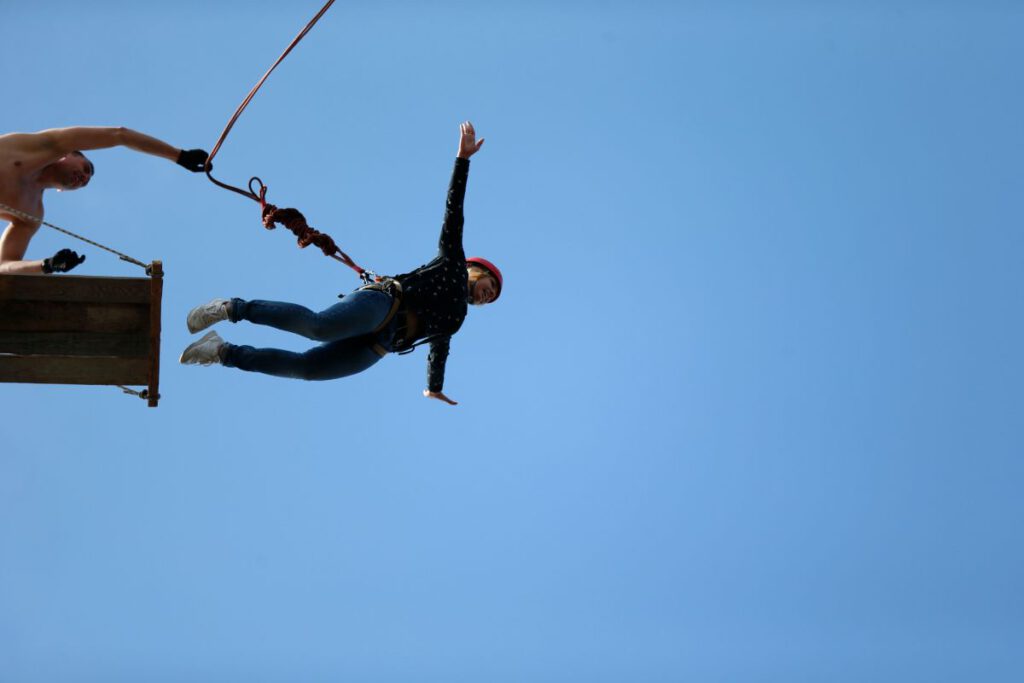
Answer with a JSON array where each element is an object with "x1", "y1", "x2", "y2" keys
[
  {"x1": 202, "y1": 0, "x2": 370, "y2": 279},
  {"x1": 205, "y1": 0, "x2": 337, "y2": 195},
  {"x1": 257, "y1": 185, "x2": 368, "y2": 278}
]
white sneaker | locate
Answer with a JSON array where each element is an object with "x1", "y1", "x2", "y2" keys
[
  {"x1": 179, "y1": 331, "x2": 225, "y2": 366},
  {"x1": 187, "y1": 298, "x2": 230, "y2": 333}
]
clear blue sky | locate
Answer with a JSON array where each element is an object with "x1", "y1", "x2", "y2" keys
[{"x1": 2, "y1": 1, "x2": 1022, "y2": 681}]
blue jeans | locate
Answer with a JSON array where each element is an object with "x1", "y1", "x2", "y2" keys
[{"x1": 221, "y1": 289, "x2": 395, "y2": 381}]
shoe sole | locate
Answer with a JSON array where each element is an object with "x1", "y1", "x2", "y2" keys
[
  {"x1": 187, "y1": 302, "x2": 228, "y2": 334},
  {"x1": 187, "y1": 318, "x2": 212, "y2": 334},
  {"x1": 187, "y1": 306, "x2": 221, "y2": 334},
  {"x1": 179, "y1": 331, "x2": 222, "y2": 365}
]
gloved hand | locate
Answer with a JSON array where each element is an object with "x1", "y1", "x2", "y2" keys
[
  {"x1": 176, "y1": 148, "x2": 210, "y2": 172},
  {"x1": 42, "y1": 248, "x2": 86, "y2": 274}
]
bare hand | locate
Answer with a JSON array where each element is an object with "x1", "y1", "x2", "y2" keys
[
  {"x1": 423, "y1": 389, "x2": 458, "y2": 405},
  {"x1": 457, "y1": 121, "x2": 484, "y2": 159}
]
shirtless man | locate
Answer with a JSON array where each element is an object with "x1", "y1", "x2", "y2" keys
[{"x1": 0, "y1": 127, "x2": 209, "y2": 274}]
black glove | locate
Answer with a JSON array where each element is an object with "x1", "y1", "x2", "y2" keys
[
  {"x1": 176, "y1": 148, "x2": 210, "y2": 172},
  {"x1": 42, "y1": 248, "x2": 86, "y2": 274}
]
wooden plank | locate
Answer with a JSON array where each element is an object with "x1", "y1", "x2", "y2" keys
[
  {"x1": 0, "y1": 332, "x2": 147, "y2": 357},
  {"x1": 0, "y1": 301, "x2": 149, "y2": 333},
  {"x1": 0, "y1": 355, "x2": 149, "y2": 385},
  {"x1": 147, "y1": 261, "x2": 163, "y2": 407},
  {"x1": 0, "y1": 266, "x2": 163, "y2": 405},
  {"x1": 0, "y1": 273, "x2": 150, "y2": 304}
]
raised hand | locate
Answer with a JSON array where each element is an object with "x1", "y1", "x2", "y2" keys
[{"x1": 457, "y1": 121, "x2": 484, "y2": 159}]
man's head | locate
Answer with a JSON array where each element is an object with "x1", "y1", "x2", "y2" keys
[
  {"x1": 466, "y1": 257, "x2": 503, "y2": 305},
  {"x1": 50, "y1": 151, "x2": 94, "y2": 191}
]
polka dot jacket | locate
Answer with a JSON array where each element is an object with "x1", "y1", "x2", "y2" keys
[{"x1": 392, "y1": 157, "x2": 471, "y2": 393}]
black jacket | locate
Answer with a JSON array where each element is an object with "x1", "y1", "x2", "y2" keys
[{"x1": 393, "y1": 157, "x2": 471, "y2": 392}]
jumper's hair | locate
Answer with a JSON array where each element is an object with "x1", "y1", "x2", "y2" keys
[{"x1": 467, "y1": 263, "x2": 495, "y2": 284}]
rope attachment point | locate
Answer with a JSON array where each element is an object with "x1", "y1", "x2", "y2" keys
[{"x1": 117, "y1": 385, "x2": 156, "y2": 402}]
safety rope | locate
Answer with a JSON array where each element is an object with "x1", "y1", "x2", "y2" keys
[
  {"x1": 254, "y1": 181, "x2": 374, "y2": 281},
  {"x1": 203, "y1": 0, "x2": 374, "y2": 283},
  {"x1": 0, "y1": 200, "x2": 149, "y2": 271},
  {"x1": 205, "y1": 0, "x2": 337, "y2": 196}
]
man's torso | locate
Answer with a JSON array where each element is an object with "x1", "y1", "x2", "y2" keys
[{"x1": 0, "y1": 133, "x2": 54, "y2": 253}]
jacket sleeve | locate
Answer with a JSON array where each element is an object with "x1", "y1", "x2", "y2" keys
[
  {"x1": 426, "y1": 335, "x2": 452, "y2": 393},
  {"x1": 437, "y1": 157, "x2": 470, "y2": 260}
]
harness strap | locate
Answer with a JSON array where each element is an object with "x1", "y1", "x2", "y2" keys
[
  {"x1": 359, "y1": 279, "x2": 403, "y2": 333},
  {"x1": 352, "y1": 280, "x2": 444, "y2": 356},
  {"x1": 395, "y1": 334, "x2": 442, "y2": 355}
]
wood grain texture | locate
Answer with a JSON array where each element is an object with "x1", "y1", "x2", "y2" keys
[
  {"x1": 0, "y1": 273, "x2": 150, "y2": 304},
  {"x1": 0, "y1": 355, "x2": 150, "y2": 385},
  {"x1": 0, "y1": 301, "x2": 150, "y2": 333},
  {"x1": 0, "y1": 269, "x2": 163, "y2": 403},
  {"x1": 0, "y1": 332, "x2": 147, "y2": 357}
]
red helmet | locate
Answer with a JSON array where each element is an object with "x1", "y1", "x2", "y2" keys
[{"x1": 466, "y1": 257, "x2": 503, "y2": 301}]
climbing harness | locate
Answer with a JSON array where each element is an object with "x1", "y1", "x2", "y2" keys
[
  {"x1": 203, "y1": 0, "x2": 376, "y2": 284},
  {"x1": 357, "y1": 278, "x2": 403, "y2": 332},
  {"x1": 353, "y1": 278, "x2": 402, "y2": 358},
  {"x1": 341, "y1": 277, "x2": 438, "y2": 357}
]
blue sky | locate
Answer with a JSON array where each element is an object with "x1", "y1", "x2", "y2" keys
[{"x1": 2, "y1": 1, "x2": 1022, "y2": 681}]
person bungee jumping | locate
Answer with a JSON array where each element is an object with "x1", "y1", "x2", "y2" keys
[
  {"x1": 0, "y1": 126, "x2": 209, "y2": 274},
  {"x1": 179, "y1": 121, "x2": 501, "y2": 406}
]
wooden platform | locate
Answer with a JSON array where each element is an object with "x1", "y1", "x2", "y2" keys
[{"x1": 0, "y1": 262, "x2": 163, "y2": 407}]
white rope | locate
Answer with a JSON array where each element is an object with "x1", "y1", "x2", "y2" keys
[{"x1": 0, "y1": 200, "x2": 148, "y2": 270}]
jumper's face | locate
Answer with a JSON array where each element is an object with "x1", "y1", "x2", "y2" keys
[
  {"x1": 469, "y1": 272, "x2": 499, "y2": 305},
  {"x1": 53, "y1": 153, "x2": 94, "y2": 190}
]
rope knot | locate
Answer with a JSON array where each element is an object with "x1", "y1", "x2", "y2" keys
[
  {"x1": 260, "y1": 202, "x2": 279, "y2": 230},
  {"x1": 261, "y1": 204, "x2": 339, "y2": 257}
]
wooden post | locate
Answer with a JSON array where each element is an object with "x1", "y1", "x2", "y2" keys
[{"x1": 147, "y1": 261, "x2": 163, "y2": 408}]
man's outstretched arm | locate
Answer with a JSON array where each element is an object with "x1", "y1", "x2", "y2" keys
[{"x1": 35, "y1": 127, "x2": 208, "y2": 171}]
